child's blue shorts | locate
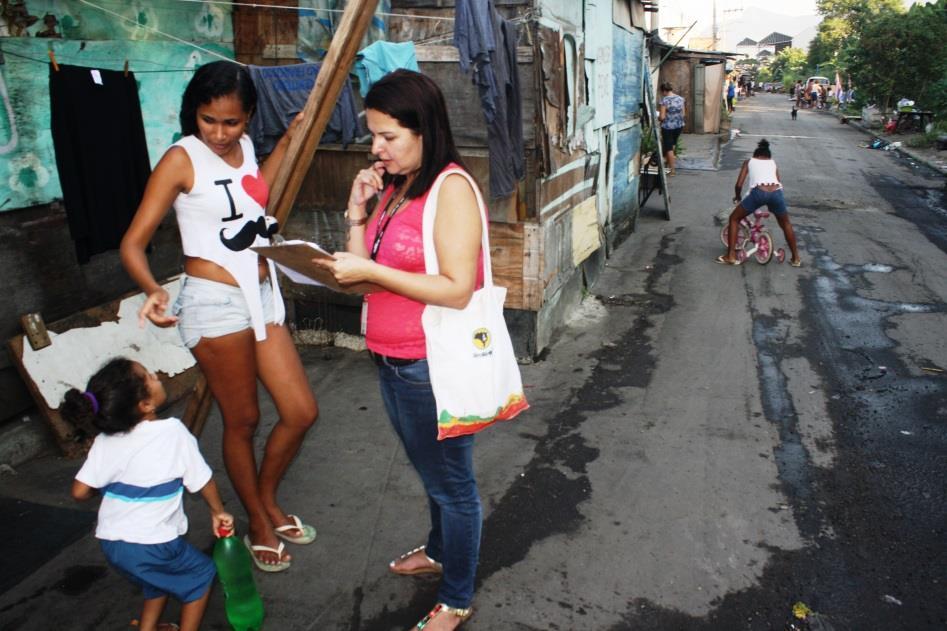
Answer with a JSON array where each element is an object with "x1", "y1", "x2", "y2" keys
[
  {"x1": 100, "y1": 536, "x2": 215, "y2": 603},
  {"x1": 741, "y1": 187, "x2": 788, "y2": 215}
]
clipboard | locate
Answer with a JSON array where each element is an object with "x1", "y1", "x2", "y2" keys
[{"x1": 251, "y1": 240, "x2": 375, "y2": 294}]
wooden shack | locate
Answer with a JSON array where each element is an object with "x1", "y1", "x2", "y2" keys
[
  {"x1": 653, "y1": 42, "x2": 732, "y2": 134},
  {"x1": 0, "y1": 0, "x2": 659, "y2": 434},
  {"x1": 254, "y1": 0, "x2": 656, "y2": 357}
]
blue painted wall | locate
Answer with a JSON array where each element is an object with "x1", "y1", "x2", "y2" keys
[
  {"x1": 612, "y1": 26, "x2": 644, "y2": 122},
  {"x1": 610, "y1": 25, "x2": 645, "y2": 230}
]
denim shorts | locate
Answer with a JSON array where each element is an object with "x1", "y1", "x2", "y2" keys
[
  {"x1": 172, "y1": 275, "x2": 276, "y2": 348},
  {"x1": 741, "y1": 186, "x2": 788, "y2": 215},
  {"x1": 100, "y1": 536, "x2": 215, "y2": 603}
]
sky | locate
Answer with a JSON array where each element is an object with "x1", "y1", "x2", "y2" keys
[
  {"x1": 659, "y1": 0, "x2": 819, "y2": 30},
  {"x1": 658, "y1": 0, "x2": 932, "y2": 48},
  {"x1": 660, "y1": 0, "x2": 935, "y2": 27}
]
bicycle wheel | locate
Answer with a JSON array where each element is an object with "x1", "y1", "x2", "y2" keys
[
  {"x1": 755, "y1": 231, "x2": 774, "y2": 264},
  {"x1": 721, "y1": 223, "x2": 750, "y2": 249}
]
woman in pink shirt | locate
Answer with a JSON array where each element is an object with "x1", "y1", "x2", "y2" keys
[{"x1": 316, "y1": 70, "x2": 483, "y2": 630}]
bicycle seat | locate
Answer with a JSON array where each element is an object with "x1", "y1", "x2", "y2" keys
[{"x1": 754, "y1": 210, "x2": 771, "y2": 219}]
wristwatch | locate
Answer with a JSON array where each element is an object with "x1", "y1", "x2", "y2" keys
[{"x1": 344, "y1": 210, "x2": 368, "y2": 227}]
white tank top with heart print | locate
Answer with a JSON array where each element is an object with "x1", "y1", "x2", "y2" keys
[{"x1": 172, "y1": 134, "x2": 284, "y2": 341}]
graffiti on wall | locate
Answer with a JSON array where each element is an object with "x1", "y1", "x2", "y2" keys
[
  {"x1": 298, "y1": 0, "x2": 389, "y2": 61},
  {"x1": 0, "y1": 39, "x2": 234, "y2": 211},
  {"x1": 20, "y1": 0, "x2": 232, "y2": 42},
  {"x1": 0, "y1": 0, "x2": 234, "y2": 211}
]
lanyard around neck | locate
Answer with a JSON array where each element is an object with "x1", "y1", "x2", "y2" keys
[{"x1": 370, "y1": 189, "x2": 409, "y2": 261}]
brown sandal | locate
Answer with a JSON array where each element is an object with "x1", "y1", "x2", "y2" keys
[
  {"x1": 388, "y1": 545, "x2": 443, "y2": 576},
  {"x1": 415, "y1": 603, "x2": 473, "y2": 629}
]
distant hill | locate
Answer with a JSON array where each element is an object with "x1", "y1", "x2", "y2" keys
[{"x1": 698, "y1": 6, "x2": 822, "y2": 52}]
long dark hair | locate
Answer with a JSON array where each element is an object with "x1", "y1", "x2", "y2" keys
[
  {"x1": 753, "y1": 138, "x2": 772, "y2": 158},
  {"x1": 180, "y1": 60, "x2": 257, "y2": 137},
  {"x1": 364, "y1": 69, "x2": 466, "y2": 199},
  {"x1": 60, "y1": 358, "x2": 149, "y2": 435}
]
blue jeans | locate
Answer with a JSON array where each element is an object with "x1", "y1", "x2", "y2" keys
[
  {"x1": 376, "y1": 358, "x2": 481, "y2": 609},
  {"x1": 741, "y1": 186, "x2": 788, "y2": 215}
]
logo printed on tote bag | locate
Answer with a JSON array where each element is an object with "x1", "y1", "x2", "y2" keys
[{"x1": 472, "y1": 327, "x2": 491, "y2": 351}]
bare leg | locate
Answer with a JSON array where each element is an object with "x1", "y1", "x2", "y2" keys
[
  {"x1": 191, "y1": 330, "x2": 289, "y2": 566},
  {"x1": 724, "y1": 204, "x2": 749, "y2": 262},
  {"x1": 254, "y1": 323, "x2": 318, "y2": 533},
  {"x1": 178, "y1": 588, "x2": 211, "y2": 631},
  {"x1": 775, "y1": 213, "x2": 800, "y2": 263},
  {"x1": 138, "y1": 595, "x2": 167, "y2": 631},
  {"x1": 664, "y1": 149, "x2": 676, "y2": 175}
]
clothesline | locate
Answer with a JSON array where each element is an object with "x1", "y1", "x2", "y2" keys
[
  {"x1": 0, "y1": 46, "x2": 199, "y2": 73},
  {"x1": 167, "y1": 0, "x2": 456, "y2": 22}
]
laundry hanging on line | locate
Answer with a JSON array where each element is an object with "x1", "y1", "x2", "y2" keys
[
  {"x1": 247, "y1": 62, "x2": 361, "y2": 156},
  {"x1": 49, "y1": 63, "x2": 151, "y2": 264},
  {"x1": 454, "y1": 0, "x2": 525, "y2": 199}
]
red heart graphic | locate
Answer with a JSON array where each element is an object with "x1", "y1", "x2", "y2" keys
[{"x1": 241, "y1": 170, "x2": 269, "y2": 209}]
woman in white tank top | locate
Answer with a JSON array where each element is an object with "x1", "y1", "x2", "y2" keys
[
  {"x1": 717, "y1": 139, "x2": 801, "y2": 266},
  {"x1": 121, "y1": 62, "x2": 318, "y2": 574}
]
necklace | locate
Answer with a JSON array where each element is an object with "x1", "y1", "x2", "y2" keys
[{"x1": 369, "y1": 187, "x2": 410, "y2": 261}]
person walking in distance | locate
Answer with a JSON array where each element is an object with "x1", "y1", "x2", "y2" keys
[{"x1": 658, "y1": 82, "x2": 686, "y2": 177}]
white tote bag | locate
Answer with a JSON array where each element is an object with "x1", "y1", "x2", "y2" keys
[{"x1": 421, "y1": 169, "x2": 529, "y2": 440}]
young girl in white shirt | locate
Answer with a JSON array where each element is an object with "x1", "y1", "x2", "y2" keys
[
  {"x1": 718, "y1": 138, "x2": 801, "y2": 267},
  {"x1": 62, "y1": 358, "x2": 233, "y2": 631}
]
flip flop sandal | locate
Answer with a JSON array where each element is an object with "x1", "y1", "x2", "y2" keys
[
  {"x1": 715, "y1": 255, "x2": 741, "y2": 266},
  {"x1": 389, "y1": 545, "x2": 443, "y2": 576},
  {"x1": 243, "y1": 535, "x2": 292, "y2": 573},
  {"x1": 415, "y1": 603, "x2": 473, "y2": 630},
  {"x1": 274, "y1": 514, "x2": 317, "y2": 545},
  {"x1": 790, "y1": 259, "x2": 803, "y2": 267}
]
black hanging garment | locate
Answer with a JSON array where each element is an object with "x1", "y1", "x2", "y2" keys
[{"x1": 49, "y1": 64, "x2": 151, "y2": 263}]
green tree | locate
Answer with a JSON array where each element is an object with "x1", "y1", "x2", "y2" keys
[
  {"x1": 846, "y1": 0, "x2": 947, "y2": 112},
  {"x1": 807, "y1": 17, "x2": 848, "y2": 70},
  {"x1": 808, "y1": 0, "x2": 904, "y2": 72},
  {"x1": 816, "y1": 0, "x2": 903, "y2": 25},
  {"x1": 767, "y1": 47, "x2": 808, "y2": 82}
]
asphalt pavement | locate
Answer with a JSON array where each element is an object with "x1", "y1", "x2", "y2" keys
[{"x1": 1, "y1": 93, "x2": 945, "y2": 630}]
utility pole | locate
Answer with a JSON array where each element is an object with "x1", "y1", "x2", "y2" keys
[
  {"x1": 712, "y1": 0, "x2": 718, "y2": 50},
  {"x1": 721, "y1": 5, "x2": 742, "y2": 52}
]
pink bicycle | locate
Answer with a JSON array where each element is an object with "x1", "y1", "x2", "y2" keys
[{"x1": 719, "y1": 209, "x2": 786, "y2": 264}]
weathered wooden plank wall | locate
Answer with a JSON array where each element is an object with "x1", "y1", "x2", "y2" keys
[{"x1": 233, "y1": 0, "x2": 300, "y2": 66}]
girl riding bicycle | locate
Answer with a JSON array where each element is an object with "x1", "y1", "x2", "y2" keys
[{"x1": 717, "y1": 139, "x2": 801, "y2": 267}]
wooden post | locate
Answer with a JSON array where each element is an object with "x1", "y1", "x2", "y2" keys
[
  {"x1": 270, "y1": 0, "x2": 380, "y2": 227},
  {"x1": 183, "y1": 0, "x2": 380, "y2": 435}
]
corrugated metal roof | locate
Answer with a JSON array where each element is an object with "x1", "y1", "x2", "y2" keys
[
  {"x1": 757, "y1": 32, "x2": 792, "y2": 45},
  {"x1": 736, "y1": 37, "x2": 757, "y2": 46}
]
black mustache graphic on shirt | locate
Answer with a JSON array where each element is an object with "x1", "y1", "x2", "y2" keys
[{"x1": 219, "y1": 216, "x2": 279, "y2": 252}]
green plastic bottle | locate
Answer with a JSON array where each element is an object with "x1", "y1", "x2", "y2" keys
[{"x1": 212, "y1": 527, "x2": 264, "y2": 631}]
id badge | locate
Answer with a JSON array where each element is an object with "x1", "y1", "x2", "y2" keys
[{"x1": 360, "y1": 300, "x2": 368, "y2": 336}]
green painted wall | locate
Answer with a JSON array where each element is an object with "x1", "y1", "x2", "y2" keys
[
  {"x1": 21, "y1": 0, "x2": 232, "y2": 42},
  {"x1": 0, "y1": 0, "x2": 234, "y2": 211}
]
